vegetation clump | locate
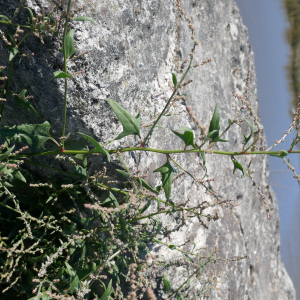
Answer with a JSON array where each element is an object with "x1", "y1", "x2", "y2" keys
[{"x1": 0, "y1": 0, "x2": 299, "y2": 299}]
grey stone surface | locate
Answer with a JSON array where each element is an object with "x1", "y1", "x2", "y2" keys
[{"x1": 0, "y1": 0, "x2": 296, "y2": 299}]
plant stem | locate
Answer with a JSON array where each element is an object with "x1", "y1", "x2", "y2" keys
[
  {"x1": 0, "y1": 20, "x2": 31, "y2": 29},
  {"x1": 16, "y1": 29, "x2": 34, "y2": 48},
  {"x1": 18, "y1": 148, "x2": 300, "y2": 158},
  {"x1": 143, "y1": 49, "x2": 195, "y2": 145},
  {"x1": 61, "y1": 0, "x2": 72, "y2": 150},
  {"x1": 168, "y1": 263, "x2": 207, "y2": 298}
]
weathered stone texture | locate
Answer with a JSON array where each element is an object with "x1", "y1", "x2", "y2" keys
[{"x1": 0, "y1": 0, "x2": 295, "y2": 299}]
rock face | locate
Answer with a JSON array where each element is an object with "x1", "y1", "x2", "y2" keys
[{"x1": 0, "y1": 0, "x2": 296, "y2": 299}]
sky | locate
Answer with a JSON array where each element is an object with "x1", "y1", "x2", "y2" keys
[{"x1": 234, "y1": 0, "x2": 300, "y2": 296}]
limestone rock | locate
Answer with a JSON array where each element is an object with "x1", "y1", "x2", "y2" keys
[{"x1": 0, "y1": 0, "x2": 295, "y2": 299}]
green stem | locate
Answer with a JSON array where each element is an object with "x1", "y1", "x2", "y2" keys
[
  {"x1": 143, "y1": 50, "x2": 195, "y2": 145},
  {"x1": 16, "y1": 29, "x2": 34, "y2": 48},
  {"x1": 0, "y1": 20, "x2": 31, "y2": 29},
  {"x1": 16, "y1": 148, "x2": 300, "y2": 158},
  {"x1": 169, "y1": 263, "x2": 207, "y2": 298},
  {"x1": 61, "y1": 0, "x2": 72, "y2": 149},
  {"x1": 82, "y1": 243, "x2": 128, "y2": 283},
  {"x1": 169, "y1": 155, "x2": 198, "y2": 182},
  {"x1": 97, "y1": 183, "x2": 128, "y2": 195}
]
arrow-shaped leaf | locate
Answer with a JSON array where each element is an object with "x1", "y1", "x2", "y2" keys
[
  {"x1": 154, "y1": 161, "x2": 174, "y2": 201},
  {"x1": 209, "y1": 103, "x2": 220, "y2": 133},
  {"x1": 0, "y1": 122, "x2": 51, "y2": 150},
  {"x1": 243, "y1": 119, "x2": 254, "y2": 146},
  {"x1": 99, "y1": 280, "x2": 112, "y2": 300},
  {"x1": 177, "y1": 293, "x2": 183, "y2": 300},
  {"x1": 172, "y1": 72, "x2": 177, "y2": 87},
  {"x1": 116, "y1": 169, "x2": 130, "y2": 179},
  {"x1": 15, "y1": 89, "x2": 39, "y2": 117},
  {"x1": 9, "y1": 48, "x2": 19, "y2": 61},
  {"x1": 139, "y1": 200, "x2": 151, "y2": 214},
  {"x1": 269, "y1": 150, "x2": 288, "y2": 158},
  {"x1": 137, "y1": 178, "x2": 158, "y2": 194},
  {"x1": 0, "y1": 146, "x2": 14, "y2": 161},
  {"x1": 232, "y1": 158, "x2": 245, "y2": 177},
  {"x1": 73, "y1": 16, "x2": 96, "y2": 24},
  {"x1": 50, "y1": 70, "x2": 73, "y2": 80},
  {"x1": 102, "y1": 192, "x2": 119, "y2": 208},
  {"x1": 107, "y1": 98, "x2": 141, "y2": 140},
  {"x1": 163, "y1": 275, "x2": 172, "y2": 292},
  {"x1": 172, "y1": 126, "x2": 195, "y2": 148},
  {"x1": 207, "y1": 104, "x2": 228, "y2": 143},
  {"x1": 77, "y1": 132, "x2": 110, "y2": 162},
  {"x1": 64, "y1": 29, "x2": 77, "y2": 59},
  {"x1": 0, "y1": 15, "x2": 9, "y2": 21},
  {"x1": 200, "y1": 151, "x2": 206, "y2": 166},
  {"x1": 13, "y1": 170, "x2": 26, "y2": 182},
  {"x1": 25, "y1": 7, "x2": 34, "y2": 23},
  {"x1": 65, "y1": 262, "x2": 80, "y2": 293}
]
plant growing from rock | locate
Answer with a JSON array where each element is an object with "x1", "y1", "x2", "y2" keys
[{"x1": 0, "y1": 0, "x2": 299, "y2": 299}]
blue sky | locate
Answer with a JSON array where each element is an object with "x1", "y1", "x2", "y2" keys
[{"x1": 235, "y1": 0, "x2": 300, "y2": 296}]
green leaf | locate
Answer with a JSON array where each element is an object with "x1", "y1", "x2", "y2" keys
[
  {"x1": 228, "y1": 119, "x2": 232, "y2": 126},
  {"x1": 99, "y1": 280, "x2": 112, "y2": 300},
  {"x1": 28, "y1": 291, "x2": 51, "y2": 300},
  {"x1": 183, "y1": 253, "x2": 193, "y2": 263},
  {"x1": 0, "y1": 15, "x2": 9, "y2": 21},
  {"x1": 9, "y1": 48, "x2": 19, "y2": 61},
  {"x1": 107, "y1": 98, "x2": 141, "y2": 140},
  {"x1": 65, "y1": 262, "x2": 80, "y2": 293},
  {"x1": 64, "y1": 29, "x2": 77, "y2": 58},
  {"x1": 25, "y1": 7, "x2": 34, "y2": 23},
  {"x1": 269, "y1": 150, "x2": 289, "y2": 158},
  {"x1": 0, "y1": 122, "x2": 51, "y2": 150},
  {"x1": 209, "y1": 103, "x2": 220, "y2": 133},
  {"x1": 13, "y1": 170, "x2": 26, "y2": 182},
  {"x1": 139, "y1": 200, "x2": 151, "y2": 214},
  {"x1": 71, "y1": 165, "x2": 87, "y2": 179},
  {"x1": 0, "y1": 145, "x2": 14, "y2": 161},
  {"x1": 15, "y1": 89, "x2": 39, "y2": 117},
  {"x1": 232, "y1": 158, "x2": 245, "y2": 177},
  {"x1": 154, "y1": 161, "x2": 174, "y2": 201},
  {"x1": 207, "y1": 103, "x2": 228, "y2": 143},
  {"x1": 163, "y1": 275, "x2": 172, "y2": 292},
  {"x1": 103, "y1": 192, "x2": 119, "y2": 208},
  {"x1": 116, "y1": 169, "x2": 130, "y2": 179},
  {"x1": 77, "y1": 132, "x2": 110, "y2": 162},
  {"x1": 71, "y1": 216, "x2": 95, "y2": 229},
  {"x1": 172, "y1": 127, "x2": 195, "y2": 148},
  {"x1": 176, "y1": 293, "x2": 183, "y2": 300},
  {"x1": 155, "y1": 219, "x2": 162, "y2": 235},
  {"x1": 243, "y1": 119, "x2": 254, "y2": 146},
  {"x1": 51, "y1": 70, "x2": 73, "y2": 80},
  {"x1": 169, "y1": 245, "x2": 176, "y2": 250},
  {"x1": 119, "y1": 216, "x2": 128, "y2": 234},
  {"x1": 73, "y1": 16, "x2": 96, "y2": 24},
  {"x1": 137, "y1": 178, "x2": 158, "y2": 194},
  {"x1": 172, "y1": 73, "x2": 177, "y2": 87},
  {"x1": 200, "y1": 151, "x2": 206, "y2": 166}
]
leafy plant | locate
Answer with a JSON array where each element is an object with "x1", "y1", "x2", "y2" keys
[{"x1": 0, "y1": 0, "x2": 298, "y2": 299}]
